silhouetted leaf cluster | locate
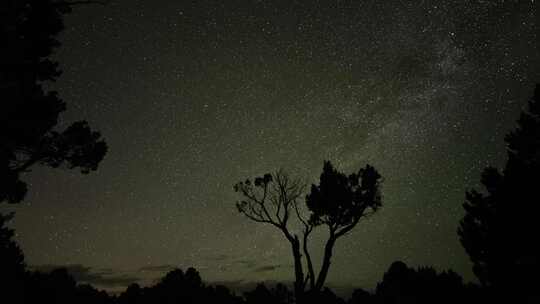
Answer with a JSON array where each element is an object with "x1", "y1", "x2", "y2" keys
[{"x1": 306, "y1": 161, "x2": 382, "y2": 234}]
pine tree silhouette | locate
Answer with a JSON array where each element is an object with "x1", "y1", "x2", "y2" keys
[{"x1": 459, "y1": 84, "x2": 540, "y2": 300}]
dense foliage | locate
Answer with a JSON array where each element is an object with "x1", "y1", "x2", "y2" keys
[
  {"x1": 459, "y1": 85, "x2": 540, "y2": 298},
  {"x1": 0, "y1": 0, "x2": 107, "y2": 204}
]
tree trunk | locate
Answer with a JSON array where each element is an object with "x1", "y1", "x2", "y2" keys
[
  {"x1": 290, "y1": 236, "x2": 305, "y2": 303},
  {"x1": 314, "y1": 236, "x2": 336, "y2": 291},
  {"x1": 303, "y1": 230, "x2": 315, "y2": 290}
]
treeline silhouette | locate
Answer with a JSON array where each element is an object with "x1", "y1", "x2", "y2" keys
[
  {"x1": 0, "y1": 221, "x2": 478, "y2": 304},
  {"x1": 0, "y1": 211, "x2": 507, "y2": 303},
  {"x1": 0, "y1": 214, "x2": 486, "y2": 304}
]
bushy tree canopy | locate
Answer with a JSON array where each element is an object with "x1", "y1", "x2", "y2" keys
[
  {"x1": 459, "y1": 84, "x2": 540, "y2": 294},
  {"x1": 306, "y1": 161, "x2": 382, "y2": 236},
  {"x1": 0, "y1": 0, "x2": 107, "y2": 204}
]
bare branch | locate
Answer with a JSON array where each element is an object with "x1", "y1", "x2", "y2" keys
[
  {"x1": 275, "y1": 192, "x2": 282, "y2": 221},
  {"x1": 293, "y1": 201, "x2": 309, "y2": 227},
  {"x1": 234, "y1": 170, "x2": 306, "y2": 236},
  {"x1": 234, "y1": 169, "x2": 312, "y2": 296},
  {"x1": 240, "y1": 210, "x2": 282, "y2": 229},
  {"x1": 334, "y1": 207, "x2": 376, "y2": 238}
]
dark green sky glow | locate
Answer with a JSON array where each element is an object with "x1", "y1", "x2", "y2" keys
[{"x1": 5, "y1": 0, "x2": 539, "y2": 294}]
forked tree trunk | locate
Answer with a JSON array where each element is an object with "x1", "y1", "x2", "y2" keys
[{"x1": 290, "y1": 236, "x2": 305, "y2": 301}]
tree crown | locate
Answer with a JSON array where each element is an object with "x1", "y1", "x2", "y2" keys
[{"x1": 306, "y1": 161, "x2": 382, "y2": 234}]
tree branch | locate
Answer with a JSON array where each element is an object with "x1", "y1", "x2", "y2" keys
[
  {"x1": 234, "y1": 170, "x2": 309, "y2": 296},
  {"x1": 314, "y1": 231, "x2": 336, "y2": 291},
  {"x1": 334, "y1": 208, "x2": 376, "y2": 238},
  {"x1": 303, "y1": 225, "x2": 315, "y2": 289},
  {"x1": 14, "y1": 155, "x2": 41, "y2": 173}
]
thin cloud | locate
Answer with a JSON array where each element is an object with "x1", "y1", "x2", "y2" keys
[
  {"x1": 204, "y1": 254, "x2": 231, "y2": 262},
  {"x1": 234, "y1": 259, "x2": 257, "y2": 269},
  {"x1": 30, "y1": 264, "x2": 141, "y2": 288},
  {"x1": 138, "y1": 264, "x2": 177, "y2": 272},
  {"x1": 253, "y1": 264, "x2": 284, "y2": 273}
]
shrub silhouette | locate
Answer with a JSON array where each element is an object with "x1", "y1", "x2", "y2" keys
[
  {"x1": 375, "y1": 261, "x2": 465, "y2": 304},
  {"x1": 21, "y1": 268, "x2": 112, "y2": 304},
  {"x1": 244, "y1": 283, "x2": 293, "y2": 304},
  {"x1": 347, "y1": 288, "x2": 373, "y2": 304},
  {"x1": 116, "y1": 267, "x2": 243, "y2": 304}
]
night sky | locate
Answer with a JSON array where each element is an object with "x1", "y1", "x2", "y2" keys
[{"x1": 4, "y1": 0, "x2": 539, "y2": 294}]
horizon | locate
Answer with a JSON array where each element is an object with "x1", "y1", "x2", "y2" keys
[{"x1": 27, "y1": 261, "x2": 461, "y2": 298}]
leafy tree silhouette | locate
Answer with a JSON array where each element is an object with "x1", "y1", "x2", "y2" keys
[
  {"x1": 118, "y1": 283, "x2": 144, "y2": 304},
  {"x1": 116, "y1": 267, "x2": 243, "y2": 304},
  {"x1": 207, "y1": 284, "x2": 244, "y2": 304},
  {"x1": 245, "y1": 283, "x2": 283, "y2": 304},
  {"x1": 375, "y1": 261, "x2": 465, "y2": 304},
  {"x1": 22, "y1": 267, "x2": 113, "y2": 304},
  {"x1": 1, "y1": 1, "x2": 107, "y2": 301},
  {"x1": 458, "y1": 84, "x2": 540, "y2": 299},
  {"x1": 234, "y1": 161, "x2": 382, "y2": 302},
  {"x1": 347, "y1": 288, "x2": 373, "y2": 304},
  {"x1": 0, "y1": 0, "x2": 107, "y2": 204}
]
